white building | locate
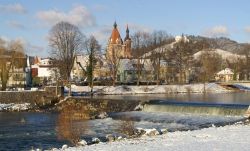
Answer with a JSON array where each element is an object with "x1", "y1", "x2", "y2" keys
[
  {"x1": 215, "y1": 68, "x2": 236, "y2": 82},
  {"x1": 31, "y1": 57, "x2": 55, "y2": 85},
  {"x1": 71, "y1": 55, "x2": 88, "y2": 81}
]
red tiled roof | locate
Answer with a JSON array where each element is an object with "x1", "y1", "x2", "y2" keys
[{"x1": 110, "y1": 22, "x2": 122, "y2": 44}]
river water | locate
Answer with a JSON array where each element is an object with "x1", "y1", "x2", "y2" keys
[
  {"x1": 89, "y1": 91, "x2": 250, "y2": 105},
  {"x1": 0, "y1": 92, "x2": 249, "y2": 150}
]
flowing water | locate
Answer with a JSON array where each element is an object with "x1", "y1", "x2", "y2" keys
[
  {"x1": 143, "y1": 101, "x2": 250, "y2": 116},
  {"x1": 0, "y1": 92, "x2": 250, "y2": 150}
]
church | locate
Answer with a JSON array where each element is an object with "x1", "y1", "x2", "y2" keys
[{"x1": 106, "y1": 22, "x2": 132, "y2": 59}]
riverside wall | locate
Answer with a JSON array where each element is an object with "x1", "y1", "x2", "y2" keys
[
  {"x1": 0, "y1": 86, "x2": 64, "y2": 105},
  {"x1": 57, "y1": 97, "x2": 144, "y2": 113}
]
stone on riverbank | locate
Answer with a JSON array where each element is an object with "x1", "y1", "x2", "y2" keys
[
  {"x1": 91, "y1": 137, "x2": 100, "y2": 144},
  {"x1": 106, "y1": 134, "x2": 115, "y2": 142},
  {"x1": 78, "y1": 140, "x2": 87, "y2": 146},
  {"x1": 61, "y1": 144, "x2": 68, "y2": 150},
  {"x1": 143, "y1": 128, "x2": 160, "y2": 136},
  {"x1": 96, "y1": 112, "x2": 108, "y2": 119}
]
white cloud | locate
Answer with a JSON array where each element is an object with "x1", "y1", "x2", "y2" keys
[
  {"x1": 36, "y1": 5, "x2": 96, "y2": 28},
  {"x1": 203, "y1": 25, "x2": 229, "y2": 37},
  {"x1": 15, "y1": 38, "x2": 46, "y2": 56},
  {"x1": 245, "y1": 26, "x2": 250, "y2": 34},
  {"x1": 7, "y1": 20, "x2": 26, "y2": 30},
  {"x1": 92, "y1": 26, "x2": 112, "y2": 44},
  {"x1": 0, "y1": 36, "x2": 45, "y2": 56},
  {"x1": 0, "y1": 3, "x2": 26, "y2": 14},
  {"x1": 0, "y1": 36, "x2": 10, "y2": 42}
]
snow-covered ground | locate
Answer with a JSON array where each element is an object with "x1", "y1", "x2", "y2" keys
[
  {"x1": 193, "y1": 49, "x2": 244, "y2": 62},
  {"x1": 0, "y1": 103, "x2": 31, "y2": 111},
  {"x1": 65, "y1": 83, "x2": 230, "y2": 95},
  {"x1": 233, "y1": 83, "x2": 250, "y2": 91},
  {"x1": 52, "y1": 123, "x2": 250, "y2": 151}
]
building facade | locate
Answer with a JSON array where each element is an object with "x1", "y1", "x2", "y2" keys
[
  {"x1": 31, "y1": 57, "x2": 55, "y2": 86},
  {"x1": 215, "y1": 68, "x2": 236, "y2": 82},
  {"x1": 106, "y1": 22, "x2": 132, "y2": 59}
]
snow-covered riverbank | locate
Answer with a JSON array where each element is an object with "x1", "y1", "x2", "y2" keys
[
  {"x1": 0, "y1": 103, "x2": 31, "y2": 111},
  {"x1": 52, "y1": 123, "x2": 250, "y2": 151},
  {"x1": 66, "y1": 83, "x2": 231, "y2": 95}
]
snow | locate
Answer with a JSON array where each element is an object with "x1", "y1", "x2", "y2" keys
[
  {"x1": 65, "y1": 83, "x2": 230, "y2": 95},
  {"x1": 61, "y1": 144, "x2": 68, "y2": 150},
  {"x1": 91, "y1": 138, "x2": 100, "y2": 144},
  {"x1": 0, "y1": 103, "x2": 31, "y2": 111},
  {"x1": 193, "y1": 49, "x2": 244, "y2": 62},
  {"x1": 78, "y1": 140, "x2": 87, "y2": 146},
  {"x1": 143, "y1": 128, "x2": 160, "y2": 136},
  {"x1": 96, "y1": 112, "x2": 108, "y2": 119},
  {"x1": 142, "y1": 35, "x2": 188, "y2": 58},
  {"x1": 50, "y1": 124, "x2": 250, "y2": 151},
  {"x1": 217, "y1": 68, "x2": 234, "y2": 75}
]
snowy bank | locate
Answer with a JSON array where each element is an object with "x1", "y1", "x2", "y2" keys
[
  {"x1": 50, "y1": 123, "x2": 250, "y2": 151},
  {"x1": 0, "y1": 103, "x2": 31, "y2": 111},
  {"x1": 65, "y1": 83, "x2": 230, "y2": 95}
]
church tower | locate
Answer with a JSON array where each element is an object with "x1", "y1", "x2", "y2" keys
[
  {"x1": 123, "y1": 24, "x2": 132, "y2": 58},
  {"x1": 109, "y1": 21, "x2": 123, "y2": 45},
  {"x1": 106, "y1": 22, "x2": 124, "y2": 59},
  {"x1": 106, "y1": 22, "x2": 132, "y2": 60}
]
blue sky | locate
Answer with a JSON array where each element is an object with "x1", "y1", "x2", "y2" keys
[{"x1": 0, "y1": 0, "x2": 250, "y2": 57}]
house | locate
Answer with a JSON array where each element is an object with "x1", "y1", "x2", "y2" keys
[
  {"x1": 0, "y1": 53, "x2": 27, "y2": 89},
  {"x1": 71, "y1": 55, "x2": 88, "y2": 81},
  {"x1": 71, "y1": 55, "x2": 110, "y2": 82},
  {"x1": 215, "y1": 68, "x2": 236, "y2": 82},
  {"x1": 31, "y1": 57, "x2": 56, "y2": 85},
  {"x1": 118, "y1": 59, "x2": 153, "y2": 83}
]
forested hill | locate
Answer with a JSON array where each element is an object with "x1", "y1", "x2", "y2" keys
[{"x1": 187, "y1": 36, "x2": 248, "y2": 54}]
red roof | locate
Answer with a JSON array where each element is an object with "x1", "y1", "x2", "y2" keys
[{"x1": 110, "y1": 22, "x2": 122, "y2": 44}]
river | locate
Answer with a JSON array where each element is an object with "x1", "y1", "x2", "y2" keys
[{"x1": 0, "y1": 92, "x2": 249, "y2": 150}]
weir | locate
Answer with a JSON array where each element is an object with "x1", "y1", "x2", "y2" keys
[{"x1": 143, "y1": 100, "x2": 250, "y2": 117}]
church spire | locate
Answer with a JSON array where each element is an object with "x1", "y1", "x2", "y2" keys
[
  {"x1": 124, "y1": 24, "x2": 130, "y2": 41},
  {"x1": 113, "y1": 21, "x2": 117, "y2": 28},
  {"x1": 126, "y1": 24, "x2": 129, "y2": 33}
]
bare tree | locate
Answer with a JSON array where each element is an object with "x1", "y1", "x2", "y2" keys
[
  {"x1": 131, "y1": 31, "x2": 150, "y2": 85},
  {"x1": 0, "y1": 39, "x2": 25, "y2": 91},
  {"x1": 150, "y1": 49, "x2": 165, "y2": 84},
  {"x1": 198, "y1": 49, "x2": 222, "y2": 82},
  {"x1": 148, "y1": 31, "x2": 173, "y2": 84},
  {"x1": 85, "y1": 36, "x2": 101, "y2": 95},
  {"x1": 150, "y1": 30, "x2": 173, "y2": 47},
  {"x1": 49, "y1": 21, "x2": 85, "y2": 95},
  {"x1": 167, "y1": 35, "x2": 192, "y2": 84},
  {"x1": 106, "y1": 47, "x2": 121, "y2": 86},
  {"x1": 131, "y1": 30, "x2": 174, "y2": 85},
  {"x1": 242, "y1": 44, "x2": 250, "y2": 80}
]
